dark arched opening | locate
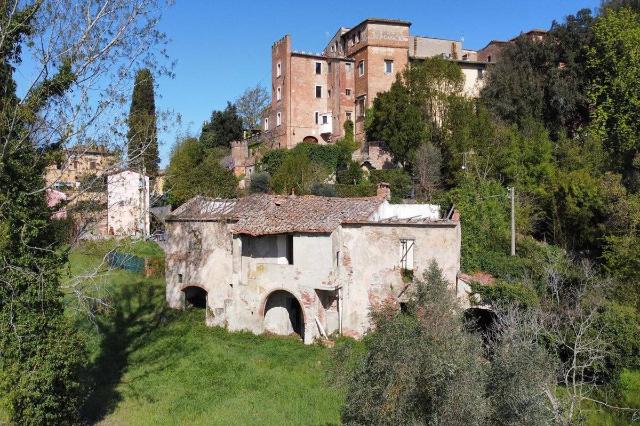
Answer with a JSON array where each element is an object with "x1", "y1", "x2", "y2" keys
[
  {"x1": 464, "y1": 307, "x2": 497, "y2": 343},
  {"x1": 182, "y1": 286, "x2": 207, "y2": 309},
  {"x1": 263, "y1": 290, "x2": 304, "y2": 339},
  {"x1": 303, "y1": 136, "x2": 318, "y2": 144}
]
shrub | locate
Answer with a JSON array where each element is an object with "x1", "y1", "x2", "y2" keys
[
  {"x1": 260, "y1": 149, "x2": 288, "y2": 176},
  {"x1": 311, "y1": 183, "x2": 337, "y2": 197},
  {"x1": 336, "y1": 262, "x2": 488, "y2": 425},
  {"x1": 335, "y1": 183, "x2": 376, "y2": 198},
  {"x1": 271, "y1": 151, "x2": 330, "y2": 195},
  {"x1": 470, "y1": 281, "x2": 540, "y2": 309},
  {"x1": 336, "y1": 160, "x2": 364, "y2": 185},
  {"x1": 249, "y1": 171, "x2": 271, "y2": 193},
  {"x1": 368, "y1": 168, "x2": 413, "y2": 202}
]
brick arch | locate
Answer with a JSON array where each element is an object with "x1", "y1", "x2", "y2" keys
[{"x1": 302, "y1": 136, "x2": 318, "y2": 144}]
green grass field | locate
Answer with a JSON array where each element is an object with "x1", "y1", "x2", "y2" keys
[
  {"x1": 67, "y1": 242, "x2": 343, "y2": 425},
  {"x1": 2, "y1": 241, "x2": 637, "y2": 425}
]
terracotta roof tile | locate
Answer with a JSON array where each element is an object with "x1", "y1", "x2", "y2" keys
[{"x1": 167, "y1": 194, "x2": 384, "y2": 235}]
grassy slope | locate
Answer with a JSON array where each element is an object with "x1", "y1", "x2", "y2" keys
[{"x1": 68, "y1": 243, "x2": 342, "y2": 425}]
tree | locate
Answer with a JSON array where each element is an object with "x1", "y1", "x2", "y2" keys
[
  {"x1": 337, "y1": 262, "x2": 488, "y2": 425},
  {"x1": 127, "y1": 68, "x2": 159, "y2": 176},
  {"x1": 200, "y1": 102, "x2": 244, "y2": 149},
  {"x1": 270, "y1": 150, "x2": 329, "y2": 195},
  {"x1": 366, "y1": 81, "x2": 426, "y2": 168},
  {"x1": 235, "y1": 84, "x2": 270, "y2": 131},
  {"x1": 249, "y1": 171, "x2": 271, "y2": 194},
  {"x1": 587, "y1": 7, "x2": 640, "y2": 190},
  {"x1": 165, "y1": 137, "x2": 237, "y2": 207},
  {"x1": 414, "y1": 142, "x2": 442, "y2": 201},
  {"x1": 481, "y1": 9, "x2": 595, "y2": 138},
  {"x1": 486, "y1": 308, "x2": 557, "y2": 426}
]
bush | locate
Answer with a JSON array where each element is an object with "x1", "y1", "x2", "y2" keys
[
  {"x1": 368, "y1": 169, "x2": 413, "y2": 202},
  {"x1": 470, "y1": 281, "x2": 540, "y2": 309},
  {"x1": 596, "y1": 302, "x2": 640, "y2": 381},
  {"x1": 310, "y1": 183, "x2": 336, "y2": 197},
  {"x1": 336, "y1": 262, "x2": 488, "y2": 425},
  {"x1": 249, "y1": 171, "x2": 271, "y2": 193},
  {"x1": 271, "y1": 151, "x2": 330, "y2": 195},
  {"x1": 335, "y1": 183, "x2": 376, "y2": 198},
  {"x1": 336, "y1": 160, "x2": 364, "y2": 185},
  {"x1": 260, "y1": 149, "x2": 288, "y2": 176}
]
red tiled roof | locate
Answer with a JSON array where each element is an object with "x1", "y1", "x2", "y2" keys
[{"x1": 166, "y1": 194, "x2": 384, "y2": 235}]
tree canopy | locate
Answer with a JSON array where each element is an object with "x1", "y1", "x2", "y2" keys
[
  {"x1": 200, "y1": 102, "x2": 244, "y2": 149},
  {"x1": 127, "y1": 68, "x2": 159, "y2": 176}
]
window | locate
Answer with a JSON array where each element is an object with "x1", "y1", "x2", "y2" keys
[
  {"x1": 178, "y1": 273, "x2": 183, "y2": 284},
  {"x1": 400, "y1": 239, "x2": 415, "y2": 271},
  {"x1": 358, "y1": 60, "x2": 365, "y2": 76},
  {"x1": 487, "y1": 55, "x2": 492, "y2": 63},
  {"x1": 315, "y1": 62, "x2": 321, "y2": 74},
  {"x1": 384, "y1": 59, "x2": 393, "y2": 74},
  {"x1": 276, "y1": 62, "x2": 282, "y2": 77},
  {"x1": 328, "y1": 89, "x2": 331, "y2": 98},
  {"x1": 276, "y1": 86, "x2": 281, "y2": 101},
  {"x1": 345, "y1": 88, "x2": 351, "y2": 96},
  {"x1": 314, "y1": 111, "x2": 319, "y2": 124},
  {"x1": 346, "y1": 111, "x2": 352, "y2": 122},
  {"x1": 276, "y1": 111, "x2": 282, "y2": 126},
  {"x1": 336, "y1": 250, "x2": 340, "y2": 268},
  {"x1": 264, "y1": 117, "x2": 269, "y2": 130},
  {"x1": 315, "y1": 85, "x2": 322, "y2": 98},
  {"x1": 322, "y1": 115, "x2": 328, "y2": 125},
  {"x1": 477, "y1": 68, "x2": 484, "y2": 79},
  {"x1": 286, "y1": 234, "x2": 294, "y2": 265},
  {"x1": 345, "y1": 63, "x2": 352, "y2": 72},
  {"x1": 356, "y1": 96, "x2": 366, "y2": 117}
]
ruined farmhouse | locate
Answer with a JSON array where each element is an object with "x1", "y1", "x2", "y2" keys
[{"x1": 165, "y1": 185, "x2": 462, "y2": 343}]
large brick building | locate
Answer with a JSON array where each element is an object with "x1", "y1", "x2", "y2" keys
[{"x1": 265, "y1": 18, "x2": 489, "y2": 149}]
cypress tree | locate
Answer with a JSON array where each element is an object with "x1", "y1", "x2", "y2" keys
[
  {"x1": 127, "y1": 68, "x2": 159, "y2": 176},
  {"x1": 0, "y1": 3, "x2": 87, "y2": 424}
]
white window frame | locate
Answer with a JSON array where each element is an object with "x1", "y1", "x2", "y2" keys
[
  {"x1": 322, "y1": 115, "x2": 328, "y2": 125},
  {"x1": 358, "y1": 60, "x2": 365, "y2": 77},
  {"x1": 276, "y1": 62, "x2": 282, "y2": 77},
  {"x1": 276, "y1": 112, "x2": 282, "y2": 126},
  {"x1": 276, "y1": 86, "x2": 281, "y2": 101},
  {"x1": 384, "y1": 59, "x2": 393, "y2": 75},
  {"x1": 400, "y1": 239, "x2": 415, "y2": 271},
  {"x1": 264, "y1": 117, "x2": 269, "y2": 130}
]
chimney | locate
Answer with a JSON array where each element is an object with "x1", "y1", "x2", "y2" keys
[{"x1": 377, "y1": 182, "x2": 390, "y2": 201}]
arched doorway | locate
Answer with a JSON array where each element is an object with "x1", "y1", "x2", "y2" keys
[
  {"x1": 263, "y1": 290, "x2": 304, "y2": 339},
  {"x1": 182, "y1": 286, "x2": 207, "y2": 309},
  {"x1": 302, "y1": 136, "x2": 318, "y2": 144}
]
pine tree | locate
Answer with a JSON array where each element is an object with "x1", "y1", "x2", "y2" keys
[
  {"x1": 127, "y1": 68, "x2": 159, "y2": 176},
  {"x1": 0, "y1": 4, "x2": 87, "y2": 424}
]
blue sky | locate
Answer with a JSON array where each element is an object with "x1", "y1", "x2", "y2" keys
[{"x1": 154, "y1": 0, "x2": 601, "y2": 166}]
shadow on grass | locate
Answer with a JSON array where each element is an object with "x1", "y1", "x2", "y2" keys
[{"x1": 80, "y1": 279, "x2": 172, "y2": 424}]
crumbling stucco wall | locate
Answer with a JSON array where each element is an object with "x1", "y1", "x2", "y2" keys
[
  {"x1": 165, "y1": 219, "x2": 460, "y2": 344},
  {"x1": 339, "y1": 223, "x2": 461, "y2": 338},
  {"x1": 165, "y1": 220, "x2": 234, "y2": 328}
]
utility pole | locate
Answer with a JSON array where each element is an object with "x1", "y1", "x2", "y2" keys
[{"x1": 509, "y1": 187, "x2": 515, "y2": 256}]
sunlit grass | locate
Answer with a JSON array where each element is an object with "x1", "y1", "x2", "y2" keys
[{"x1": 69, "y1": 242, "x2": 343, "y2": 425}]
